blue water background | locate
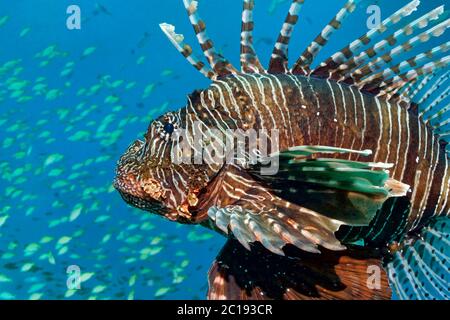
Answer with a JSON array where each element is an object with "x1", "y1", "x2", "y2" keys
[{"x1": 0, "y1": 0, "x2": 446, "y2": 299}]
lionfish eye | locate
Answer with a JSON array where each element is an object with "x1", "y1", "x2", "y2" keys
[{"x1": 163, "y1": 122, "x2": 174, "y2": 134}]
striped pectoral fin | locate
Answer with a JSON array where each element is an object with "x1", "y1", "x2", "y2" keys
[
  {"x1": 206, "y1": 164, "x2": 347, "y2": 256},
  {"x1": 250, "y1": 146, "x2": 410, "y2": 226},
  {"x1": 208, "y1": 239, "x2": 391, "y2": 300},
  {"x1": 208, "y1": 202, "x2": 345, "y2": 256},
  {"x1": 386, "y1": 217, "x2": 450, "y2": 300}
]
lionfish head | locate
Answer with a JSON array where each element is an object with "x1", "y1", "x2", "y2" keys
[{"x1": 114, "y1": 111, "x2": 216, "y2": 224}]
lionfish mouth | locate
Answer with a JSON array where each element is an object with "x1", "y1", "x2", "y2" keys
[
  {"x1": 113, "y1": 141, "x2": 169, "y2": 216},
  {"x1": 117, "y1": 190, "x2": 168, "y2": 215},
  {"x1": 113, "y1": 179, "x2": 169, "y2": 216}
]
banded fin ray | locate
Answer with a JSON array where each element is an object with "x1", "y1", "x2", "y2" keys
[
  {"x1": 416, "y1": 71, "x2": 450, "y2": 105},
  {"x1": 240, "y1": 0, "x2": 264, "y2": 73},
  {"x1": 409, "y1": 74, "x2": 436, "y2": 101},
  {"x1": 159, "y1": 23, "x2": 215, "y2": 79},
  {"x1": 344, "y1": 18, "x2": 450, "y2": 85},
  {"x1": 397, "y1": 72, "x2": 445, "y2": 105},
  {"x1": 291, "y1": 0, "x2": 362, "y2": 75},
  {"x1": 357, "y1": 42, "x2": 450, "y2": 94},
  {"x1": 386, "y1": 217, "x2": 450, "y2": 300},
  {"x1": 365, "y1": 54, "x2": 450, "y2": 102},
  {"x1": 421, "y1": 87, "x2": 450, "y2": 122},
  {"x1": 376, "y1": 56, "x2": 450, "y2": 101},
  {"x1": 312, "y1": 0, "x2": 421, "y2": 78},
  {"x1": 333, "y1": 7, "x2": 448, "y2": 83},
  {"x1": 183, "y1": 0, "x2": 239, "y2": 76},
  {"x1": 268, "y1": 0, "x2": 304, "y2": 73},
  {"x1": 205, "y1": 163, "x2": 348, "y2": 256},
  {"x1": 401, "y1": 69, "x2": 450, "y2": 146}
]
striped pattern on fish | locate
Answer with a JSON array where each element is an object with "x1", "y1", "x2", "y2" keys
[
  {"x1": 183, "y1": 73, "x2": 450, "y2": 239},
  {"x1": 114, "y1": 0, "x2": 450, "y2": 300}
]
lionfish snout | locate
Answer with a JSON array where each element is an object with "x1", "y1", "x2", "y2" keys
[{"x1": 113, "y1": 140, "x2": 168, "y2": 214}]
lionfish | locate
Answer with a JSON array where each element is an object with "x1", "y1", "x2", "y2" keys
[{"x1": 114, "y1": 0, "x2": 450, "y2": 300}]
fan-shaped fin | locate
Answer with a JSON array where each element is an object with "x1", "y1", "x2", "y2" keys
[
  {"x1": 409, "y1": 74, "x2": 435, "y2": 101},
  {"x1": 376, "y1": 56, "x2": 450, "y2": 99},
  {"x1": 268, "y1": 0, "x2": 304, "y2": 74},
  {"x1": 182, "y1": 0, "x2": 238, "y2": 77},
  {"x1": 312, "y1": 0, "x2": 421, "y2": 78},
  {"x1": 416, "y1": 71, "x2": 450, "y2": 105},
  {"x1": 240, "y1": 0, "x2": 264, "y2": 73},
  {"x1": 330, "y1": 7, "x2": 447, "y2": 82},
  {"x1": 386, "y1": 217, "x2": 450, "y2": 300},
  {"x1": 344, "y1": 19, "x2": 450, "y2": 85},
  {"x1": 395, "y1": 69, "x2": 450, "y2": 148},
  {"x1": 358, "y1": 42, "x2": 450, "y2": 93},
  {"x1": 291, "y1": 0, "x2": 362, "y2": 75},
  {"x1": 387, "y1": 81, "x2": 417, "y2": 104},
  {"x1": 388, "y1": 73, "x2": 437, "y2": 105},
  {"x1": 421, "y1": 88, "x2": 450, "y2": 122},
  {"x1": 208, "y1": 239, "x2": 391, "y2": 300}
]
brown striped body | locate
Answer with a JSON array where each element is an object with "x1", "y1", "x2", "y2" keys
[
  {"x1": 116, "y1": 0, "x2": 450, "y2": 300},
  {"x1": 199, "y1": 73, "x2": 449, "y2": 238}
]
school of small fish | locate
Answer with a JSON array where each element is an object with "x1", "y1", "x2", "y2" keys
[{"x1": 0, "y1": 8, "x2": 262, "y2": 299}]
